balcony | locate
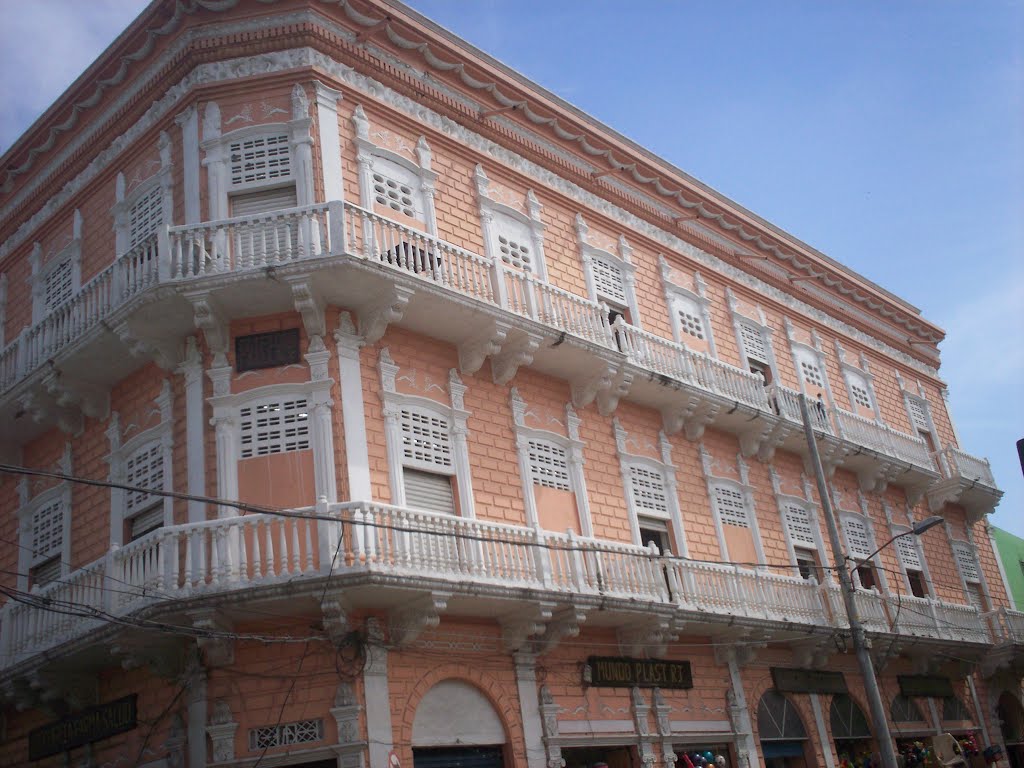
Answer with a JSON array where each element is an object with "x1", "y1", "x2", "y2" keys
[
  {"x1": 927, "y1": 445, "x2": 1002, "y2": 520},
  {"x1": 0, "y1": 503, "x2": 994, "y2": 675},
  {"x1": 0, "y1": 201, "x2": 989, "y2": 505}
]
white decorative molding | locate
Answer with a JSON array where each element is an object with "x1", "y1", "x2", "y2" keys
[
  {"x1": 768, "y1": 467, "x2": 830, "y2": 583},
  {"x1": 314, "y1": 80, "x2": 345, "y2": 202},
  {"x1": 0, "y1": 33, "x2": 944, "y2": 378},
  {"x1": 206, "y1": 700, "x2": 238, "y2": 763},
  {"x1": 578, "y1": 213, "x2": 640, "y2": 328},
  {"x1": 660, "y1": 256, "x2": 716, "y2": 357},
  {"x1": 177, "y1": 336, "x2": 206, "y2": 524},
  {"x1": 28, "y1": 211, "x2": 82, "y2": 325},
  {"x1": 335, "y1": 312, "x2": 372, "y2": 501},
  {"x1": 699, "y1": 445, "x2": 766, "y2": 568}
]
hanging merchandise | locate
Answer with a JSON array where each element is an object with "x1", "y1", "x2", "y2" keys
[
  {"x1": 836, "y1": 749, "x2": 878, "y2": 768},
  {"x1": 680, "y1": 752, "x2": 726, "y2": 767},
  {"x1": 895, "y1": 740, "x2": 932, "y2": 767}
]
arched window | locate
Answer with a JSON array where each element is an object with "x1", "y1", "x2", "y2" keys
[
  {"x1": 412, "y1": 679, "x2": 506, "y2": 749},
  {"x1": 997, "y1": 692, "x2": 1024, "y2": 746},
  {"x1": 941, "y1": 695, "x2": 972, "y2": 722},
  {"x1": 891, "y1": 695, "x2": 926, "y2": 723},
  {"x1": 830, "y1": 694, "x2": 872, "y2": 740},
  {"x1": 758, "y1": 690, "x2": 808, "y2": 740}
]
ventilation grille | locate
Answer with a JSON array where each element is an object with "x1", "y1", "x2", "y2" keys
[
  {"x1": 953, "y1": 542, "x2": 980, "y2": 583},
  {"x1": 528, "y1": 439, "x2": 570, "y2": 491},
  {"x1": 229, "y1": 133, "x2": 291, "y2": 187},
  {"x1": 850, "y1": 381, "x2": 872, "y2": 410},
  {"x1": 739, "y1": 322, "x2": 768, "y2": 364},
  {"x1": 783, "y1": 504, "x2": 816, "y2": 548},
  {"x1": 497, "y1": 233, "x2": 532, "y2": 271},
  {"x1": 907, "y1": 397, "x2": 930, "y2": 431},
  {"x1": 592, "y1": 257, "x2": 626, "y2": 304},
  {"x1": 842, "y1": 516, "x2": 874, "y2": 560},
  {"x1": 248, "y1": 719, "x2": 323, "y2": 751},
  {"x1": 714, "y1": 485, "x2": 749, "y2": 528},
  {"x1": 371, "y1": 157, "x2": 420, "y2": 218},
  {"x1": 239, "y1": 398, "x2": 310, "y2": 458},
  {"x1": 44, "y1": 259, "x2": 74, "y2": 311},
  {"x1": 800, "y1": 360, "x2": 824, "y2": 388},
  {"x1": 677, "y1": 309, "x2": 705, "y2": 341},
  {"x1": 629, "y1": 465, "x2": 669, "y2": 516},
  {"x1": 31, "y1": 498, "x2": 64, "y2": 564},
  {"x1": 401, "y1": 409, "x2": 452, "y2": 471},
  {"x1": 895, "y1": 530, "x2": 922, "y2": 571},
  {"x1": 128, "y1": 186, "x2": 163, "y2": 247},
  {"x1": 125, "y1": 440, "x2": 164, "y2": 515}
]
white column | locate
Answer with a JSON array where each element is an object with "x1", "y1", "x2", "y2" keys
[
  {"x1": 966, "y1": 675, "x2": 991, "y2": 747},
  {"x1": 314, "y1": 81, "x2": 344, "y2": 202},
  {"x1": 175, "y1": 105, "x2": 200, "y2": 224},
  {"x1": 363, "y1": 619, "x2": 393, "y2": 768},
  {"x1": 335, "y1": 314, "x2": 371, "y2": 501},
  {"x1": 927, "y1": 697, "x2": 942, "y2": 735},
  {"x1": 724, "y1": 648, "x2": 762, "y2": 768},
  {"x1": 211, "y1": 415, "x2": 237, "y2": 518},
  {"x1": 180, "y1": 338, "x2": 207, "y2": 523},
  {"x1": 514, "y1": 652, "x2": 546, "y2": 768},
  {"x1": 809, "y1": 693, "x2": 837, "y2": 768},
  {"x1": 306, "y1": 338, "x2": 338, "y2": 503},
  {"x1": 201, "y1": 102, "x2": 228, "y2": 222},
  {"x1": 188, "y1": 667, "x2": 208, "y2": 768}
]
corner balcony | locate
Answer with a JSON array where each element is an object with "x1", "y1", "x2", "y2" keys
[
  {"x1": 0, "y1": 503, "x2": 992, "y2": 678},
  {"x1": 927, "y1": 445, "x2": 1002, "y2": 520},
  {"x1": 0, "y1": 200, "x2": 990, "y2": 505},
  {"x1": 980, "y1": 607, "x2": 1024, "y2": 676}
]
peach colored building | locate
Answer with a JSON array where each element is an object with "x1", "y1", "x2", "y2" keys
[{"x1": 0, "y1": 2, "x2": 1019, "y2": 768}]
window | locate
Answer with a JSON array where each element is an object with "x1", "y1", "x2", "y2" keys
[
  {"x1": 638, "y1": 518, "x2": 669, "y2": 554},
  {"x1": 229, "y1": 133, "x2": 291, "y2": 187},
  {"x1": 528, "y1": 439, "x2": 571, "y2": 491},
  {"x1": 800, "y1": 360, "x2": 824, "y2": 389},
  {"x1": 497, "y1": 229, "x2": 533, "y2": 271},
  {"x1": 739, "y1": 321, "x2": 769, "y2": 365},
  {"x1": 953, "y1": 541, "x2": 986, "y2": 609},
  {"x1": 592, "y1": 256, "x2": 626, "y2": 307},
  {"x1": 891, "y1": 695, "x2": 926, "y2": 724},
  {"x1": 238, "y1": 398, "x2": 311, "y2": 458},
  {"x1": 403, "y1": 468, "x2": 455, "y2": 515},
  {"x1": 782, "y1": 503, "x2": 817, "y2": 550},
  {"x1": 942, "y1": 696, "x2": 972, "y2": 722},
  {"x1": 128, "y1": 185, "x2": 163, "y2": 247},
  {"x1": 842, "y1": 514, "x2": 879, "y2": 590},
  {"x1": 748, "y1": 358, "x2": 772, "y2": 385},
  {"x1": 43, "y1": 259, "x2": 74, "y2": 311},
  {"x1": 713, "y1": 485, "x2": 750, "y2": 528},
  {"x1": 906, "y1": 570, "x2": 927, "y2": 599},
  {"x1": 249, "y1": 719, "x2": 323, "y2": 750},
  {"x1": 850, "y1": 381, "x2": 872, "y2": 410},
  {"x1": 30, "y1": 497, "x2": 65, "y2": 587},
  {"x1": 894, "y1": 529, "x2": 926, "y2": 597},
  {"x1": 677, "y1": 305, "x2": 706, "y2": 341},
  {"x1": 400, "y1": 407, "x2": 456, "y2": 514},
  {"x1": 794, "y1": 547, "x2": 819, "y2": 581},
  {"x1": 124, "y1": 440, "x2": 164, "y2": 519},
  {"x1": 906, "y1": 396, "x2": 930, "y2": 432},
  {"x1": 578, "y1": 215, "x2": 639, "y2": 329},
  {"x1": 628, "y1": 465, "x2": 669, "y2": 517},
  {"x1": 372, "y1": 161, "x2": 421, "y2": 219}
]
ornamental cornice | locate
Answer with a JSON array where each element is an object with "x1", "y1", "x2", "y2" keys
[
  {"x1": 0, "y1": 26, "x2": 943, "y2": 379},
  {"x1": 0, "y1": 0, "x2": 940, "y2": 351}
]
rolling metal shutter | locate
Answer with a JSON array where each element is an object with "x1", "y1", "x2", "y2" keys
[{"x1": 404, "y1": 469, "x2": 455, "y2": 514}]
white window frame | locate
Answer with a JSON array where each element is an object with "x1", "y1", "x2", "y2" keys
[
  {"x1": 207, "y1": 363, "x2": 337, "y2": 515},
  {"x1": 699, "y1": 446, "x2": 765, "y2": 567},
  {"x1": 111, "y1": 131, "x2": 174, "y2": 261},
  {"x1": 201, "y1": 85, "x2": 315, "y2": 224},
  {"x1": 510, "y1": 388, "x2": 592, "y2": 536},
  {"x1": 352, "y1": 104, "x2": 438, "y2": 236},
  {"x1": 17, "y1": 447, "x2": 73, "y2": 592},
  {"x1": 577, "y1": 214, "x2": 640, "y2": 327},
  {"x1": 378, "y1": 348, "x2": 474, "y2": 517},
  {"x1": 614, "y1": 419, "x2": 686, "y2": 555},
  {"x1": 834, "y1": 341, "x2": 881, "y2": 421},
  {"x1": 891, "y1": 523, "x2": 928, "y2": 594},
  {"x1": 769, "y1": 468, "x2": 830, "y2": 583},
  {"x1": 661, "y1": 257, "x2": 716, "y2": 355},
  {"x1": 726, "y1": 289, "x2": 780, "y2": 383},
  {"x1": 839, "y1": 508, "x2": 889, "y2": 592},
  {"x1": 783, "y1": 319, "x2": 836, "y2": 408},
  {"x1": 29, "y1": 210, "x2": 83, "y2": 324},
  {"x1": 106, "y1": 381, "x2": 174, "y2": 546}
]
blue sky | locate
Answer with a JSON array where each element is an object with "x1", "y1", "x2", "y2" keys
[{"x1": 1, "y1": 1, "x2": 1021, "y2": 535}]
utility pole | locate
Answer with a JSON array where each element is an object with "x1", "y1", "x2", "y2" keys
[{"x1": 799, "y1": 395, "x2": 898, "y2": 768}]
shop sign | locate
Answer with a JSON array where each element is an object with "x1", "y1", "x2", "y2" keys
[
  {"x1": 587, "y1": 656, "x2": 693, "y2": 689},
  {"x1": 29, "y1": 695, "x2": 137, "y2": 760},
  {"x1": 235, "y1": 328, "x2": 301, "y2": 372},
  {"x1": 898, "y1": 675, "x2": 954, "y2": 698},
  {"x1": 771, "y1": 667, "x2": 847, "y2": 694}
]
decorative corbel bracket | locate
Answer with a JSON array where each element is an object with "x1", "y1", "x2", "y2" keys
[
  {"x1": 189, "y1": 608, "x2": 234, "y2": 667},
  {"x1": 186, "y1": 292, "x2": 227, "y2": 359},
  {"x1": 458, "y1": 320, "x2": 508, "y2": 376},
  {"x1": 535, "y1": 606, "x2": 586, "y2": 655},
  {"x1": 662, "y1": 394, "x2": 720, "y2": 441},
  {"x1": 491, "y1": 331, "x2": 542, "y2": 385},
  {"x1": 389, "y1": 591, "x2": 450, "y2": 647},
  {"x1": 596, "y1": 366, "x2": 633, "y2": 417},
  {"x1": 287, "y1": 276, "x2": 327, "y2": 341},
  {"x1": 41, "y1": 368, "x2": 109, "y2": 422},
  {"x1": 790, "y1": 637, "x2": 835, "y2": 670},
  {"x1": 856, "y1": 461, "x2": 902, "y2": 496},
  {"x1": 500, "y1": 601, "x2": 555, "y2": 652},
  {"x1": 571, "y1": 361, "x2": 614, "y2": 410},
  {"x1": 617, "y1": 615, "x2": 682, "y2": 659},
  {"x1": 113, "y1": 320, "x2": 182, "y2": 370},
  {"x1": 320, "y1": 589, "x2": 351, "y2": 647},
  {"x1": 359, "y1": 284, "x2": 413, "y2": 345}
]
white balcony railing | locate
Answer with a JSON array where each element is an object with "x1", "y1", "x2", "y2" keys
[
  {"x1": 0, "y1": 503, "x2": 995, "y2": 669},
  {"x1": 0, "y1": 200, "x2": 990, "y2": 494},
  {"x1": 935, "y1": 445, "x2": 997, "y2": 487},
  {"x1": 984, "y1": 607, "x2": 1024, "y2": 644}
]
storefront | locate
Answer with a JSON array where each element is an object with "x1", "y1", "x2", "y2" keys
[
  {"x1": 997, "y1": 692, "x2": 1024, "y2": 768},
  {"x1": 757, "y1": 690, "x2": 810, "y2": 768},
  {"x1": 411, "y1": 680, "x2": 507, "y2": 768},
  {"x1": 891, "y1": 694, "x2": 935, "y2": 768}
]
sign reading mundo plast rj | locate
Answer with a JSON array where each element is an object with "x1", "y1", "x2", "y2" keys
[
  {"x1": 587, "y1": 656, "x2": 693, "y2": 689},
  {"x1": 29, "y1": 695, "x2": 138, "y2": 761}
]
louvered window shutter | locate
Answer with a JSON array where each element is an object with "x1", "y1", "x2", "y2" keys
[
  {"x1": 783, "y1": 504, "x2": 816, "y2": 549},
  {"x1": 403, "y1": 469, "x2": 455, "y2": 514},
  {"x1": 739, "y1": 322, "x2": 769, "y2": 364},
  {"x1": 629, "y1": 465, "x2": 669, "y2": 517},
  {"x1": 843, "y1": 516, "x2": 874, "y2": 560},
  {"x1": 953, "y1": 543, "x2": 980, "y2": 583},
  {"x1": 129, "y1": 506, "x2": 165, "y2": 541},
  {"x1": 714, "y1": 485, "x2": 750, "y2": 528},
  {"x1": 895, "y1": 530, "x2": 923, "y2": 571},
  {"x1": 592, "y1": 257, "x2": 626, "y2": 305}
]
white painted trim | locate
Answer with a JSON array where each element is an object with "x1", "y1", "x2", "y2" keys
[
  {"x1": 0, "y1": 37, "x2": 943, "y2": 379},
  {"x1": 16, "y1": 447, "x2": 73, "y2": 592},
  {"x1": 0, "y1": 272, "x2": 7, "y2": 348},
  {"x1": 661, "y1": 257, "x2": 716, "y2": 356},
  {"x1": 834, "y1": 341, "x2": 881, "y2": 421},
  {"x1": 558, "y1": 720, "x2": 634, "y2": 734},
  {"x1": 769, "y1": 468, "x2": 829, "y2": 582},
  {"x1": 175, "y1": 105, "x2": 201, "y2": 224},
  {"x1": 335, "y1": 314, "x2": 371, "y2": 501},
  {"x1": 315, "y1": 81, "x2": 345, "y2": 202},
  {"x1": 808, "y1": 693, "x2": 837, "y2": 768},
  {"x1": 784, "y1": 320, "x2": 837, "y2": 411},
  {"x1": 178, "y1": 337, "x2": 206, "y2": 523},
  {"x1": 726, "y1": 288, "x2": 780, "y2": 381},
  {"x1": 700, "y1": 446, "x2": 766, "y2": 567},
  {"x1": 578, "y1": 214, "x2": 639, "y2": 327},
  {"x1": 513, "y1": 654, "x2": 546, "y2": 768},
  {"x1": 28, "y1": 211, "x2": 82, "y2": 325}
]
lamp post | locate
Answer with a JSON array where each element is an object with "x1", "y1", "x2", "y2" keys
[{"x1": 799, "y1": 396, "x2": 941, "y2": 768}]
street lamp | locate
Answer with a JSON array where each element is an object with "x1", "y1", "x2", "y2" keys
[{"x1": 798, "y1": 396, "x2": 942, "y2": 768}]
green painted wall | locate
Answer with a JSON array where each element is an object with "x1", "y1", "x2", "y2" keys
[{"x1": 992, "y1": 527, "x2": 1024, "y2": 611}]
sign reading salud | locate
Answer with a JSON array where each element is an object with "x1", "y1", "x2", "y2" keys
[{"x1": 587, "y1": 656, "x2": 693, "y2": 689}]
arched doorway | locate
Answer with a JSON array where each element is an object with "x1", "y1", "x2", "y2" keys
[
  {"x1": 998, "y1": 692, "x2": 1024, "y2": 768},
  {"x1": 829, "y1": 694, "x2": 874, "y2": 766},
  {"x1": 757, "y1": 690, "x2": 809, "y2": 768},
  {"x1": 412, "y1": 680, "x2": 506, "y2": 768}
]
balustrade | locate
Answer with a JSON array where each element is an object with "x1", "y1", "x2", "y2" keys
[{"x1": 936, "y1": 446, "x2": 997, "y2": 486}]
